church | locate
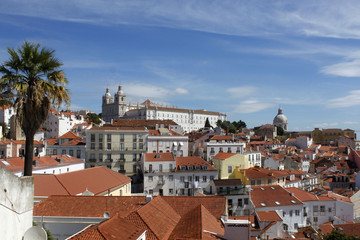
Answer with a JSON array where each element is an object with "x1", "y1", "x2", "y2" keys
[
  {"x1": 102, "y1": 85, "x2": 227, "y2": 132},
  {"x1": 273, "y1": 107, "x2": 288, "y2": 132}
]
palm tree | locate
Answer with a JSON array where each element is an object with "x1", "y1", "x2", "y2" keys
[{"x1": 0, "y1": 41, "x2": 70, "y2": 176}]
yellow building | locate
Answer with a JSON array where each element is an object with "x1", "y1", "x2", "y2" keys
[
  {"x1": 234, "y1": 166, "x2": 288, "y2": 187},
  {"x1": 312, "y1": 128, "x2": 355, "y2": 144},
  {"x1": 212, "y1": 152, "x2": 252, "y2": 179}
]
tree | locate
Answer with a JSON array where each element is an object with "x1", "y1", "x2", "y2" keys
[
  {"x1": 87, "y1": 112, "x2": 102, "y2": 125},
  {"x1": 204, "y1": 117, "x2": 211, "y2": 128},
  {"x1": 324, "y1": 228, "x2": 360, "y2": 240},
  {"x1": 0, "y1": 41, "x2": 70, "y2": 176}
]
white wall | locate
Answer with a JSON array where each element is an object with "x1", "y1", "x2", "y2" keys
[{"x1": 0, "y1": 167, "x2": 33, "y2": 240}]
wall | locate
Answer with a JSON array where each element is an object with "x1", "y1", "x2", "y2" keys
[{"x1": 0, "y1": 166, "x2": 33, "y2": 240}]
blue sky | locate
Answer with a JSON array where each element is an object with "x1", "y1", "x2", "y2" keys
[{"x1": 1, "y1": 1, "x2": 360, "y2": 132}]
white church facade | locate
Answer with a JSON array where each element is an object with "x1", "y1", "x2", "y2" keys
[{"x1": 102, "y1": 85, "x2": 226, "y2": 132}]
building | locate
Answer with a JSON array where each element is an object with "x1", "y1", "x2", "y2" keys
[
  {"x1": 206, "y1": 135, "x2": 246, "y2": 161},
  {"x1": 212, "y1": 152, "x2": 253, "y2": 180},
  {"x1": 273, "y1": 107, "x2": 288, "y2": 132},
  {"x1": 33, "y1": 166, "x2": 132, "y2": 203},
  {"x1": 147, "y1": 128, "x2": 188, "y2": 157},
  {"x1": 85, "y1": 126, "x2": 148, "y2": 183},
  {"x1": 235, "y1": 166, "x2": 288, "y2": 187},
  {"x1": 312, "y1": 128, "x2": 355, "y2": 145},
  {"x1": 45, "y1": 131, "x2": 86, "y2": 159},
  {"x1": 142, "y1": 152, "x2": 218, "y2": 196},
  {"x1": 0, "y1": 154, "x2": 84, "y2": 177},
  {"x1": 42, "y1": 109, "x2": 87, "y2": 139},
  {"x1": 0, "y1": 105, "x2": 14, "y2": 127},
  {"x1": 111, "y1": 118, "x2": 183, "y2": 134},
  {"x1": 0, "y1": 166, "x2": 33, "y2": 240}
]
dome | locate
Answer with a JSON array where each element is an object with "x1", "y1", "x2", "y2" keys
[
  {"x1": 273, "y1": 107, "x2": 288, "y2": 131},
  {"x1": 105, "y1": 88, "x2": 111, "y2": 98}
]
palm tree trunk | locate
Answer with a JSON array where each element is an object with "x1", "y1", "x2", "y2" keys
[{"x1": 24, "y1": 133, "x2": 34, "y2": 176}]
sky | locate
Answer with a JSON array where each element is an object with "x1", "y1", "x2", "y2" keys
[{"x1": 1, "y1": 0, "x2": 360, "y2": 132}]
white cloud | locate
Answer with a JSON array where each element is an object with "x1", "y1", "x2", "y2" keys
[
  {"x1": 233, "y1": 99, "x2": 275, "y2": 114},
  {"x1": 313, "y1": 122, "x2": 339, "y2": 128},
  {"x1": 175, "y1": 88, "x2": 189, "y2": 95},
  {"x1": 321, "y1": 59, "x2": 360, "y2": 77},
  {"x1": 326, "y1": 90, "x2": 360, "y2": 108},
  {"x1": 227, "y1": 86, "x2": 256, "y2": 98}
]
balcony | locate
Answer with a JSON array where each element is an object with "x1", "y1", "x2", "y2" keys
[
  {"x1": 105, "y1": 159, "x2": 113, "y2": 163},
  {"x1": 118, "y1": 170, "x2": 126, "y2": 174},
  {"x1": 217, "y1": 188, "x2": 248, "y2": 196},
  {"x1": 88, "y1": 159, "x2": 96, "y2": 163},
  {"x1": 158, "y1": 180, "x2": 165, "y2": 185}
]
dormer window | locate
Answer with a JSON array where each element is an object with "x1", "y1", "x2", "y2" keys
[
  {"x1": 202, "y1": 165, "x2": 208, "y2": 170},
  {"x1": 180, "y1": 166, "x2": 186, "y2": 170},
  {"x1": 188, "y1": 166, "x2": 193, "y2": 170},
  {"x1": 195, "y1": 165, "x2": 201, "y2": 170}
]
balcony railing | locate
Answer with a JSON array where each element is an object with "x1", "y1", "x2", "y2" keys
[
  {"x1": 217, "y1": 188, "x2": 248, "y2": 196},
  {"x1": 88, "y1": 159, "x2": 96, "y2": 162},
  {"x1": 105, "y1": 159, "x2": 113, "y2": 163}
]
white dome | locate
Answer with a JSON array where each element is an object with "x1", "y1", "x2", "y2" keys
[
  {"x1": 105, "y1": 88, "x2": 111, "y2": 98},
  {"x1": 273, "y1": 107, "x2": 288, "y2": 131}
]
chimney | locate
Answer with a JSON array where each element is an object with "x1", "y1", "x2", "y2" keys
[
  {"x1": 146, "y1": 194, "x2": 153, "y2": 203},
  {"x1": 221, "y1": 216, "x2": 250, "y2": 240}
]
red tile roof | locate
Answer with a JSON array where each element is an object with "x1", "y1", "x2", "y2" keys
[
  {"x1": 286, "y1": 188, "x2": 334, "y2": 202},
  {"x1": 58, "y1": 131, "x2": 82, "y2": 139},
  {"x1": 0, "y1": 155, "x2": 83, "y2": 173},
  {"x1": 91, "y1": 126, "x2": 147, "y2": 131},
  {"x1": 176, "y1": 156, "x2": 216, "y2": 170},
  {"x1": 256, "y1": 211, "x2": 282, "y2": 222},
  {"x1": 34, "y1": 195, "x2": 147, "y2": 217},
  {"x1": 144, "y1": 152, "x2": 175, "y2": 162},
  {"x1": 250, "y1": 185, "x2": 302, "y2": 208},
  {"x1": 111, "y1": 119, "x2": 179, "y2": 127},
  {"x1": 34, "y1": 166, "x2": 131, "y2": 197},
  {"x1": 241, "y1": 167, "x2": 288, "y2": 179},
  {"x1": 213, "y1": 152, "x2": 237, "y2": 160}
]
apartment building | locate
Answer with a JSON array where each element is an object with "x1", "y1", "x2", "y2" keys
[
  {"x1": 206, "y1": 135, "x2": 246, "y2": 161},
  {"x1": 147, "y1": 128, "x2": 188, "y2": 157}
]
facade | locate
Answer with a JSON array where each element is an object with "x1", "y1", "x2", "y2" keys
[
  {"x1": 0, "y1": 166, "x2": 33, "y2": 240},
  {"x1": 86, "y1": 126, "x2": 148, "y2": 179},
  {"x1": 147, "y1": 128, "x2": 188, "y2": 157},
  {"x1": 0, "y1": 105, "x2": 14, "y2": 127},
  {"x1": 42, "y1": 109, "x2": 87, "y2": 139},
  {"x1": 206, "y1": 135, "x2": 246, "y2": 161},
  {"x1": 312, "y1": 128, "x2": 355, "y2": 145},
  {"x1": 273, "y1": 107, "x2": 288, "y2": 132},
  {"x1": 0, "y1": 154, "x2": 84, "y2": 177},
  {"x1": 45, "y1": 131, "x2": 86, "y2": 159},
  {"x1": 212, "y1": 152, "x2": 253, "y2": 179},
  {"x1": 142, "y1": 153, "x2": 218, "y2": 196},
  {"x1": 235, "y1": 167, "x2": 288, "y2": 187}
]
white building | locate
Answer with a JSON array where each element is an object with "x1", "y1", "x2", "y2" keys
[
  {"x1": 147, "y1": 128, "x2": 188, "y2": 157},
  {"x1": 206, "y1": 135, "x2": 246, "y2": 161},
  {"x1": 142, "y1": 152, "x2": 218, "y2": 196},
  {"x1": 42, "y1": 109, "x2": 87, "y2": 139},
  {"x1": 0, "y1": 105, "x2": 14, "y2": 126},
  {"x1": 250, "y1": 185, "x2": 306, "y2": 233},
  {"x1": 0, "y1": 166, "x2": 33, "y2": 240},
  {"x1": 0, "y1": 154, "x2": 84, "y2": 177}
]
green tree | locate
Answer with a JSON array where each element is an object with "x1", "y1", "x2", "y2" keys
[
  {"x1": 324, "y1": 228, "x2": 360, "y2": 240},
  {"x1": 0, "y1": 41, "x2": 70, "y2": 176},
  {"x1": 87, "y1": 112, "x2": 102, "y2": 125},
  {"x1": 204, "y1": 117, "x2": 211, "y2": 128}
]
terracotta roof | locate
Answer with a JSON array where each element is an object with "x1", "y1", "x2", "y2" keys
[
  {"x1": 256, "y1": 211, "x2": 282, "y2": 222},
  {"x1": 213, "y1": 152, "x2": 237, "y2": 160},
  {"x1": 34, "y1": 166, "x2": 131, "y2": 197},
  {"x1": 34, "y1": 195, "x2": 147, "y2": 217},
  {"x1": 111, "y1": 119, "x2": 179, "y2": 126},
  {"x1": 169, "y1": 204, "x2": 224, "y2": 239},
  {"x1": 210, "y1": 135, "x2": 243, "y2": 141},
  {"x1": 58, "y1": 131, "x2": 82, "y2": 139},
  {"x1": 250, "y1": 185, "x2": 303, "y2": 208},
  {"x1": 176, "y1": 156, "x2": 216, "y2": 170},
  {"x1": 326, "y1": 191, "x2": 352, "y2": 203},
  {"x1": 91, "y1": 126, "x2": 147, "y2": 131},
  {"x1": 12, "y1": 140, "x2": 43, "y2": 145},
  {"x1": 0, "y1": 155, "x2": 83, "y2": 173},
  {"x1": 241, "y1": 167, "x2": 288, "y2": 179},
  {"x1": 144, "y1": 152, "x2": 175, "y2": 162},
  {"x1": 286, "y1": 188, "x2": 334, "y2": 202},
  {"x1": 60, "y1": 139, "x2": 86, "y2": 146},
  {"x1": 148, "y1": 129, "x2": 182, "y2": 136}
]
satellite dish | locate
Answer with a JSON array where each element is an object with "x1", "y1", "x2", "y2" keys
[{"x1": 23, "y1": 226, "x2": 47, "y2": 240}]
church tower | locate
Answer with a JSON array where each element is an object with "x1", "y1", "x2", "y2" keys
[{"x1": 273, "y1": 107, "x2": 288, "y2": 132}]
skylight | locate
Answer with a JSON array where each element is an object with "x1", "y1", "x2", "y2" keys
[
  {"x1": 290, "y1": 200, "x2": 296, "y2": 204},
  {"x1": 1, "y1": 161, "x2": 10, "y2": 166},
  {"x1": 260, "y1": 203, "x2": 266, "y2": 206},
  {"x1": 275, "y1": 201, "x2": 280, "y2": 205},
  {"x1": 260, "y1": 187, "x2": 265, "y2": 190}
]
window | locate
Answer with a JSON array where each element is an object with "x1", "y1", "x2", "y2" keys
[
  {"x1": 120, "y1": 154, "x2": 125, "y2": 161},
  {"x1": 238, "y1": 198, "x2": 243, "y2": 207},
  {"x1": 268, "y1": 179, "x2": 272, "y2": 184},
  {"x1": 133, "y1": 154, "x2": 137, "y2": 162},
  {"x1": 228, "y1": 166, "x2": 232, "y2": 173},
  {"x1": 90, "y1": 153, "x2": 95, "y2": 160},
  {"x1": 320, "y1": 206, "x2": 325, "y2": 213},
  {"x1": 202, "y1": 176, "x2": 207, "y2": 182},
  {"x1": 91, "y1": 134, "x2": 95, "y2": 142},
  {"x1": 180, "y1": 189, "x2": 185, "y2": 195},
  {"x1": 244, "y1": 198, "x2": 249, "y2": 205},
  {"x1": 139, "y1": 134, "x2": 143, "y2": 142},
  {"x1": 98, "y1": 134, "x2": 103, "y2": 142},
  {"x1": 107, "y1": 134, "x2": 111, "y2": 141},
  {"x1": 257, "y1": 180, "x2": 261, "y2": 185},
  {"x1": 283, "y1": 224, "x2": 288, "y2": 231},
  {"x1": 107, "y1": 143, "x2": 111, "y2": 150},
  {"x1": 133, "y1": 134, "x2": 137, "y2": 142},
  {"x1": 210, "y1": 176, "x2": 214, "y2": 181},
  {"x1": 294, "y1": 223, "x2": 298, "y2": 230},
  {"x1": 188, "y1": 176, "x2": 192, "y2": 182},
  {"x1": 149, "y1": 189, "x2": 153, "y2": 195},
  {"x1": 91, "y1": 143, "x2": 95, "y2": 149},
  {"x1": 120, "y1": 134, "x2": 124, "y2": 142},
  {"x1": 169, "y1": 175, "x2": 174, "y2": 181},
  {"x1": 313, "y1": 206, "x2": 319, "y2": 212},
  {"x1": 133, "y1": 143, "x2": 137, "y2": 149},
  {"x1": 159, "y1": 164, "x2": 163, "y2": 172},
  {"x1": 107, "y1": 153, "x2": 111, "y2": 160},
  {"x1": 169, "y1": 189, "x2": 173, "y2": 194},
  {"x1": 228, "y1": 199, "x2": 232, "y2": 206},
  {"x1": 120, "y1": 143, "x2": 124, "y2": 150},
  {"x1": 139, "y1": 143, "x2": 143, "y2": 149},
  {"x1": 283, "y1": 211, "x2": 286, "y2": 217},
  {"x1": 251, "y1": 180, "x2": 255, "y2": 185},
  {"x1": 69, "y1": 150, "x2": 74, "y2": 156},
  {"x1": 180, "y1": 176, "x2": 185, "y2": 182},
  {"x1": 62, "y1": 150, "x2": 66, "y2": 154},
  {"x1": 295, "y1": 210, "x2": 300, "y2": 216},
  {"x1": 313, "y1": 217, "x2": 318, "y2": 222},
  {"x1": 99, "y1": 153, "x2": 103, "y2": 162},
  {"x1": 195, "y1": 176, "x2": 200, "y2": 182},
  {"x1": 99, "y1": 143, "x2": 103, "y2": 150},
  {"x1": 76, "y1": 150, "x2": 81, "y2": 158},
  {"x1": 328, "y1": 207, "x2": 332, "y2": 213}
]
